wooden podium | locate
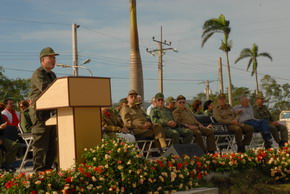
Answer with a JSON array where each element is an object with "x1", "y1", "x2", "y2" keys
[{"x1": 36, "y1": 76, "x2": 111, "y2": 170}]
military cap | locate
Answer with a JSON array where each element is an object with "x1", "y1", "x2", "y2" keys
[
  {"x1": 128, "y1": 90, "x2": 138, "y2": 96},
  {"x1": 217, "y1": 93, "x2": 226, "y2": 99},
  {"x1": 39, "y1": 47, "x2": 59, "y2": 59},
  {"x1": 176, "y1": 95, "x2": 186, "y2": 101},
  {"x1": 118, "y1": 98, "x2": 128, "y2": 105},
  {"x1": 154, "y1": 93, "x2": 164, "y2": 100},
  {"x1": 165, "y1": 96, "x2": 176, "y2": 104},
  {"x1": 256, "y1": 93, "x2": 264, "y2": 99}
]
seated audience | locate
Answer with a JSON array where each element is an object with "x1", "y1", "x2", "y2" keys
[
  {"x1": 203, "y1": 100, "x2": 214, "y2": 116},
  {"x1": 120, "y1": 90, "x2": 167, "y2": 153},
  {"x1": 213, "y1": 93, "x2": 254, "y2": 153},
  {"x1": 150, "y1": 93, "x2": 193, "y2": 144},
  {"x1": 1, "y1": 98, "x2": 20, "y2": 127},
  {"x1": 165, "y1": 96, "x2": 176, "y2": 112},
  {"x1": 253, "y1": 94, "x2": 288, "y2": 147},
  {"x1": 173, "y1": 95, "x2": 216, "y2": 153},
  {"x1": 146, "y1": 97, "x2": 157, "y2": 116}
]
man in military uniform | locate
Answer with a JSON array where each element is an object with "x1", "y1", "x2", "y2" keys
[
  {"x1": 120, "y1": 90, "x2": 167, "y2": 152},
  {"x1": 173, "y1": 95, "x2": 216, "y2": 153},
  {"x1": 29, "y1": 47, "x2": 58, "y2": 171},
  {"x1": 213, "y1": 94, "x2": 254, "y2": 153},
  {"x1": 0, "y1": 114, "x2": 18, "y2": 172},
  {"x1": 253, "y1": 94, "x2": 288, "y2": 147},
  {"x1": 150, "y1": 93, "x2": 193, "y2": 144},
  {"x1": 165, "y1": 96, "x2": 176, "y2": 112},
  {"x1": 101, "y1": 107, "x2": 135, "y2": 143}
]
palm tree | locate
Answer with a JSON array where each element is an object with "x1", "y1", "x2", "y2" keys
[
  {"x1": 129, "y1": 0, "x2": 144, "y2": 99},
  {"x1": 235, "y1": 43, "x2": 272, "y2": 95},
  {"x1": 202, "y1": 14, "x2": 233, "y2": 105}
]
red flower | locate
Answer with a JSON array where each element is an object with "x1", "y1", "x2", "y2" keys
[
  {"x1": 197, "y1": 172, "x2": 202, "y2": 179},
  {"x1": 156, "y1": 160, "x2": 165, "y2": 167},
  {"x1": 150, "y1": 167, "x2": 156, "y2": 170},
  {"x1": 31, "y1": 191, "x2": 37, "y2": 194},
  {"x1": 196, "y1": 161, "x2": 201, "y2": 168},
  {"x1": 65, "y1": 176, "x2": 72, "y2": 183},
  {"x1": 94, "y1": 166, "x2": 103, "y2": 173},
  {"x1": 118, "y1": 160, "x2": 122, "y2": 164},
  {"x1": 168, "y1": 161, "x2": 173, "y2": 167},
  {"x1": 177, "y1": 163, "x2": 183, "y2": 170},
  {"x1": 84, "y1": 172, "x2": 91, "y2": 178},
  {"x1": 78, "y1": 167, "x2": 84, "y2": 173},
  {"x1": 5, "y1": 181, "x2": 13, "y2": 189},
  {"x1": 120, "y1": 142, "x2": 125, "y2": 146}
]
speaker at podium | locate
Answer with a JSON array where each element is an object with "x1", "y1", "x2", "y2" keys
[{"x1": 163, "y1": 144, "x2": 205, "y2": 157}]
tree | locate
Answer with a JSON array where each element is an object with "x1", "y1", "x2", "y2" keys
[
  {"x1": 129, "y1": 0, "x2": 144, "y2": 99},
  {"x1": 235, "y1": 43, "x2": 272, "y2": 95},
  {"x1": 0, "y1": 66, "x2": 30, "y2": 104},
  {"x1": 202, "y1": 14, "x2": 233, "y2": 105}
]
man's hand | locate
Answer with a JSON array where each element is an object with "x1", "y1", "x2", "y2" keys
[
  {"x1": 0, "y1": 122, "x2": 7, "y2": 130},
  {"x1": 271, "y1": 121, "x2": 279, "y2": 126},
  {"x1": 167, "y1": 120, "x2": 177, "y2": 128},
  {"x1": 143, "y1": 122, "x2": 152, "y2": 129},
  {"x1": 188, "y1": 125, "x2": 198, "y2": 130},
  {"x1": 230, "y1": 119, "x2": 239, "y2": 125}
]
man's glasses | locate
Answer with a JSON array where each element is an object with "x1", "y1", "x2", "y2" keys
[
  {"x1": 157, "y1": 99, "x2": 164, "y2": 101},
  {"x1": 178, "y1": 101, "x2": 186, "y2": 104}
]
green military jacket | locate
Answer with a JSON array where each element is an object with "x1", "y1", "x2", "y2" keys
[
  {"x1": 150, "y1": 107, "x2": 174, "y2": 126},
  {"x1": 29, "y1": 66, "x2": 57, "y2": 106},
  {"x1": 213, "y1": 104, "x2": 239, "y2": 124},
  {"x1": 252, "y1": 104, "x2": 274, "y2": 122},
  {"x1": 204, "y1": 110, "x2": 213, "y2": 117},
  {"x1": 173, "y1": 107, "x2": 201, "y2": 126},
  {"x1": 120, "y1": 104, "x2": 150, "y2": 129},
  {"x1": 20, "y1": 109, "x2": 32, "y2": 133},
  {"x1": 101, "y1": 110, "x2": 123, "y2": 137}
]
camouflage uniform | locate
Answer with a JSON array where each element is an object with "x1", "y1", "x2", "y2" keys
[
  {"x1": 213, "y1": 104, "x2": 254, "y2": 147},
  {"x1": 150, "y1": 107, "x2": 193, "y2": 144},
  {"x1": 253, "y1": 104, "x2": 288, "y2": 144},
  {"x1": 173, "y1": 107, "x2": 216, "y2": 152}
]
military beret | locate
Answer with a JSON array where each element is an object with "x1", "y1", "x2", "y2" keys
[
  {"x1": 165, "y1": 96, "x2": 176, "y2": 104},
  {"x1": 128, "y1": 90, "x2": 138, "y2": 96},
  {"x1": 217, "y1": 93, "x2": 226, "y2": 99},
  {"x1": 118, "y1": 98, "x2": 128, "y2": 105},
  {"x1": 39, "y1": 47, "x2": 59, "y2": 59},
  {"x1": 154, "y1": 93, "x2": 164, "y2": 100},
  {"x1": 176, "y1": 95, "x2": 186, "y2": 101}
]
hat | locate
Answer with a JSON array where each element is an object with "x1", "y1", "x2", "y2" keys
[
  {"x1": 39, "y1": 47, "x2": 59, "y2": 59},
  {"x1": 217, "y1": 93, "x2": 226, "y2": 99},
  {"x1": 165, "y1": 96, "x2": 176, "y2": 104},
  {"x1": 176, "y1": 95, "x2": 186, "y2": 101},
  {"x1": 118, "y1": 98, "x2": 128, "y2": 105},
  {"x1": 128, "y1": 90, "x2": 138, "y2": 96},
  {"x1": 256, "y1": 93, "x2": 264, "y2": 99},
  {"x1": 154, "y1": 93, "x2": 164, "y2": 100}
]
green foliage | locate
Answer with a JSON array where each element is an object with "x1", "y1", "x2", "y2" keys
[{"x1": 0, "y1": 66, "x2": 30, "y2": 103}]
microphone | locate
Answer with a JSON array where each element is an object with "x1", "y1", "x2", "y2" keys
[{"x1": 57, "y1": 64, "x2": 71, "y2": 68}]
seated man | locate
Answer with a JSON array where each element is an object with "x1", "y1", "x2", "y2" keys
[
  {"x1": 234, "y1": 96, "x2": 272, "y2": 148},
  {"x1": 165, "y1": 96, "x2": 176, "y2": 112},
  {"x1": 19, "y1": 100, "x2": 32, "y2": 133},
  {"x1": 150, "y1": 93, "x2": 193, "y2": 145},
  {"x1": 213, "y1": 93, "x2": 254, "y2": 153},
  {"x1": 120, "y1": 90, "x2": 167, "y2": 153},
  {"x1": 0, "y1": 113, "x2": 19, "y2": 172},
  {"x1": 173, "y1": 95, "x2": 216, "y2": 153},
  {"x1": 253, "y1": 94, "x2": 288, "y2": 147},
  {"x1": 2, "y1": 98, "x2": 20, "y2": 127},
  {"x1": 101, "y1": 107, "x2": 135, "y2": 143}
]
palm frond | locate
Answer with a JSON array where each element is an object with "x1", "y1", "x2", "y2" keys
[
  {"x1": 258, "y1": 52, "x2": 273, "y2": 61},
  {"x1": 201, "y1": 32, "x2": 214, "y2": 47},
  {"x1": 247, "y1": 58, "x2": 254, "y2": 71}
]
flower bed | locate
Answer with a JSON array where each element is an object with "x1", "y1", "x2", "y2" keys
[{"x1": 0, "y1": 138, "x2": 289, "y2": 193}]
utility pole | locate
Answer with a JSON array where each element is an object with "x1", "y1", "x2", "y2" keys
[
  {"x1": 218, "y1": 57, "x2": 224, "y2": 94},
  {"x1": 200, "y1": 80, "x2": 213, "y2": 100},
  {"x1": 146, "y1": 26, "x2": 177, "y2": 93},
  {"x1": 72, "y1": 24, "x2": 80, "y2": 76}
]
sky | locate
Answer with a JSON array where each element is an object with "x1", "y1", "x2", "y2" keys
[{"x1": 0, "y1": 0, "x2": 290, "y2": 103}]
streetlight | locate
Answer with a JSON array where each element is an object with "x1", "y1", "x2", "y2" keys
[{"x1": 57, "y1": 58, "x2": 93, "y2": 76}]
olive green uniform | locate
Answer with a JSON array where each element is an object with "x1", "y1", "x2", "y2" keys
[
  {"x1": 120, "y1": 104, "x2": 167, "y2": 148},
  {"x1": 150, "y1": 107, "x2": 193, "y2": 144},
  {"x1": 173, "y1": 107, "x2": 216, "y2": 152},
  {"x1": 0, "y1": 115, "x2": 18, "y2": 169},
  {"x1": 213, "y1": 104, "x2": 254, "y2": 147},
  {"x1": 29, "y1": 66, "x2": 57, "y2": 171},
  {"x1": 20, "y1": 109, "x2": 32, "y2": 133},
  {"x1": 102, "y1": 110, "x2": 125, "y2": 138},
  {"x1": 253, "y1": 104, "x2": 288, "y2": 144}
]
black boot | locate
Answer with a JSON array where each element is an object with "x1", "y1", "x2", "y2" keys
[
  {"x1": 237, "y1": 146, "x2": 245, "y2": 153},
  {"x1": 262, "y1": 133, "x2": 272, "y2": 149}
]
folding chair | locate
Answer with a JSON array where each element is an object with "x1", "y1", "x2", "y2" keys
[{"x1": 17, "y1": 124, "x2": 33, "y2": 172}]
